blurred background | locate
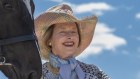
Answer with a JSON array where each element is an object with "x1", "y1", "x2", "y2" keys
[{"x1": 34, "y1": 0, "x2": 140, "y2": 79}]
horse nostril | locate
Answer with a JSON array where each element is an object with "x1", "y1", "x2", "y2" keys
[{"x1": 3, "y1": 3, "x2": 13, "y2": 9}]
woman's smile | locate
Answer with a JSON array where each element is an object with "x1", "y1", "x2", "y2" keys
[{"x1": 62, "y1": 41, "x2": 74, "y2": 47}]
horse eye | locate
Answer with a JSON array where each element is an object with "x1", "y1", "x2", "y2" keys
[{"x1": 3, "y1": 3, "x2": 13, "y2": 9}]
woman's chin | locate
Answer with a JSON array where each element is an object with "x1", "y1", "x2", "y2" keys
[{"x1": 60, "y1": 52, "x2": 75, "y2": 59}]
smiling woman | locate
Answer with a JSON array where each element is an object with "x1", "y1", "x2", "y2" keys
[
  {"x1": 51, "y1": 22, "x2": 80, "y2": 59},
  {"x1": 35, "y1": 4, "x2": 110, "y2": 79}
]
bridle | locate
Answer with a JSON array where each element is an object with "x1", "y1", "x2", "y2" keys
[{"x1": 0, "y1": 34, "x2": 36, "y2": 65}]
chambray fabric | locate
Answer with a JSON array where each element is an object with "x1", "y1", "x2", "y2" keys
[{"x1": 49, "y1": 53, "x2": 85, "y2": 79}]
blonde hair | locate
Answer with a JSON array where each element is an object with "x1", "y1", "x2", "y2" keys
[{"x1": 39, "y1": 25, "x2": 55, "y2": 59}]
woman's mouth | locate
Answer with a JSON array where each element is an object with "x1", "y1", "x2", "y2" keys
[{"x1": 63, "y1": 41, "x2": 74, "y2": 47}]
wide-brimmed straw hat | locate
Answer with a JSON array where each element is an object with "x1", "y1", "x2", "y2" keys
[{"x1": 35, "y1": 4, "x2": 97, "y2": 60}]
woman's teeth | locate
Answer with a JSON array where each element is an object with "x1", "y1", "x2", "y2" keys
[{"x1": 63, "y1": 42, "x2": 74, "y2": 47}]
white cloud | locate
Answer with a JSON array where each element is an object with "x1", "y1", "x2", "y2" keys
[
  {"x1": 74, "y1": 3, "x2": 114, "y2": 13},
  {"x1": 136, "y1": 13, "x2": 140, "y2": 19},
  {"x1": 62, "y1": 2, "x2": 115, "y2": 16},
  {"x1": 77, "y1": 23, "x2": 127, "y2": 58},
  {"x1": 45, "y1": 1, "x2": 115, "y2": 16}
]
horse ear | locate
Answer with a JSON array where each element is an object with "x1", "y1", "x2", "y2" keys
[{"x1": 30, "y1": 0, "x2": 35, "y2": 15}]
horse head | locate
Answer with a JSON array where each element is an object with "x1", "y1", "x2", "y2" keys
[{"x1": 0, "y1": 0, "x2": 42, "y2": 79}]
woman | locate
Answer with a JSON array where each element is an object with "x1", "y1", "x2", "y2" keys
[{"x1": 35, "y1": 4, "x2": 110, "y2": 79}]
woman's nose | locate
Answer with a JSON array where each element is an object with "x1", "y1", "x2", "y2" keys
[
  {"x1": 66, "y1": 33, "x2": 72, "y2": 39},
  {"x1": 67, "y1": 36, "x2": 71, "y2": 39}
]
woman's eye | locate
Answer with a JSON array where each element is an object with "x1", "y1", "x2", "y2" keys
[
  {"x1": 60, "y1": 31, "x2": 65, "y2": 33},
  {"x1": 59, "y1": 31, "x2": 77, "y2": 36},
  {"x1": 70, "y1": 31, "x2": 77, "y2": 34},
  {"x1": 71, "y1": 31, "x2": 76, "y2": 33},
  {"x1": 59, "y1": 31, "x2": 66, "y2": 35}
]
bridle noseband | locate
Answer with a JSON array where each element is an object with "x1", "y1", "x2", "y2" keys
[{"x1": 0, "y1": 34, "x2": 36, "y2": 64}]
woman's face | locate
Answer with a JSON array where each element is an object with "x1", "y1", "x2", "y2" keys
[{"x1": 51, "y1": 22, "x2": 79, "y2": 59}]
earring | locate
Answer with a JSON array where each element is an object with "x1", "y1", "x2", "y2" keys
[{"x1": 49, "y1": 42, "x2": 52, "y2": 46}]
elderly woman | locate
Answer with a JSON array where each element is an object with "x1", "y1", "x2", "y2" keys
[{"x1": 35, "y1": 4, "x2": 110, "y2": 79}]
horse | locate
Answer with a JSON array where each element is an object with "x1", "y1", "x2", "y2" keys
[{"x1": 0, "y1": 0, "x2": 42, "y2": 79}]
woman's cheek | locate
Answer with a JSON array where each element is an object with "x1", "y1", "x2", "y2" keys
[{"x1": 74, "y1": 36, "x2": 79, "y2": 46}]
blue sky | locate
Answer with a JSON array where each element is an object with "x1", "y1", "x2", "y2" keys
[
  {"x1": 0, "y1": 0, "x2": 139, "y2": 79},
  {"x1": 34, "y1": 0, "x2": 140, "y2": 79}
]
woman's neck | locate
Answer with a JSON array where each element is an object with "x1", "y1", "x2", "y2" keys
[
  {"x1": 51, "y1": 50, "x2": 73, "y2": 60},
  {"x1": 49, "y1": 52, "x2": 70, "y2": 68}
]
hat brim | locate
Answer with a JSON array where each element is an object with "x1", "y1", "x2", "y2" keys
[{"x1": 35, "y1": 12, "x2": 97, "y2": 59}]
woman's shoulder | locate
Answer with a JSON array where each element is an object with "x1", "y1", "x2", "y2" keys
[{"x1": 77, "y1": 60, "x2": 110, "y2": 79}]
